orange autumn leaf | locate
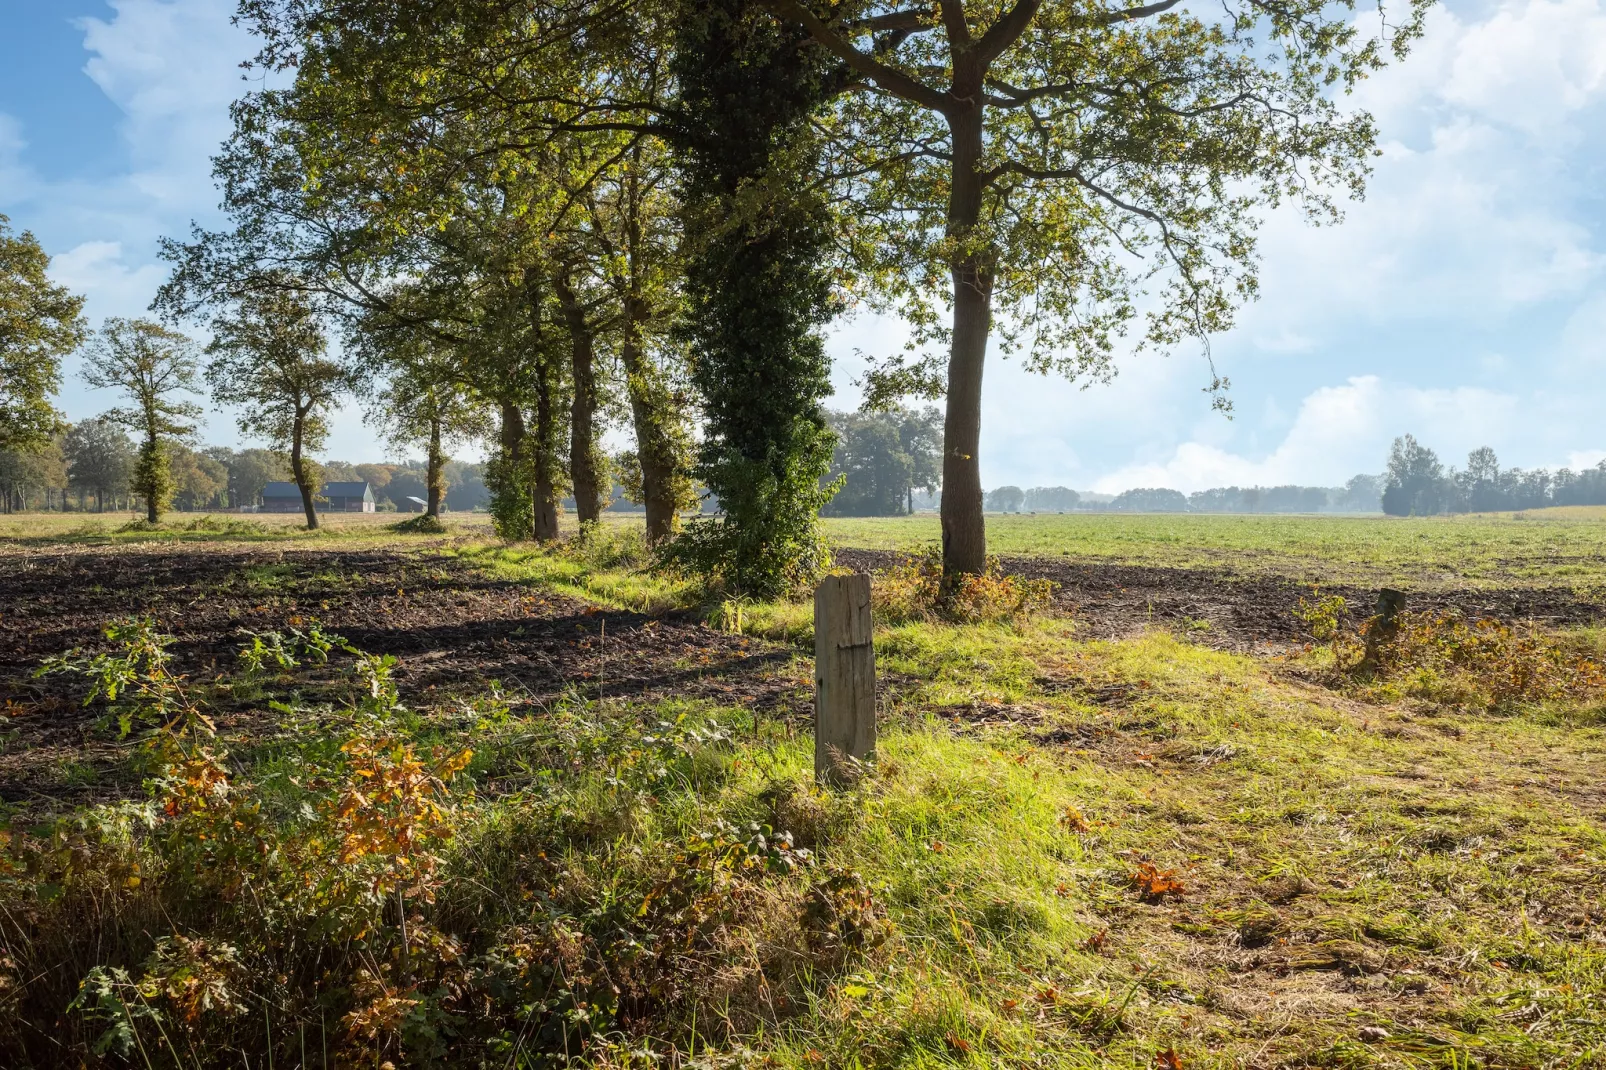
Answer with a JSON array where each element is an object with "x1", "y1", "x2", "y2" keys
[{"x1": 1131, "y1": 862, "x2": 1187, "y2": 901}]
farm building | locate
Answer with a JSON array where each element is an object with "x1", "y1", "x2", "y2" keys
[
  {"x1": 322, "y1": 481, "x2": 377, "y2": 512},
  {"x1": 259, "y1": 481, "x2": 376, "y2": 513}
]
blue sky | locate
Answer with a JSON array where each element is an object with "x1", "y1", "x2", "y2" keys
[{"x1": 2, "y1": 0, "x2": 1604, "y2": 491}]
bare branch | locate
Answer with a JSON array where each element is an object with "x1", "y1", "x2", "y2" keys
[
  {"x1": 763, "y1": 0, "x2": 953, "y2": 113},
  {"x1": 974, "y1": 0, "x2": 1043, "y2": 67}
]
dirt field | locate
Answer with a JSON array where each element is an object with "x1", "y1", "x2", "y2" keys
[
  {"x1": 836, "y1": 548, "x2": 1606, "y2": 649},
  {"x1": 0, "y1": 545, "x2": 810, "y2": 806},
  {"x1": 9, "y1": 537, "x2": 1603, "y2": 808}
]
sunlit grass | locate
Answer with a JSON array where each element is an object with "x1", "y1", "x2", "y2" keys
[
  {"x1": 825, "y1": 509, "x2": 1606, "y2": 590},
  {"x1": 4, "y1": 511, "x2": 1606, "y2": 1065}
]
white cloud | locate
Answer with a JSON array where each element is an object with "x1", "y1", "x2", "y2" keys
[
  {"x1": 0, "y1": 112, "x2": 37, "y2": 204},
  {"x1": 1232, "y1": 0, "x2": 1606, "y2": 345},
  {"x1": 50, "y1": 241, "x2": 168, "y2": 318},
  {"x1": 1437, "y1": 0, "x2": 1606, "y2": 136},
  {"x1": 76, "y1": 0, "x2": 255, "y2": 211},
  {"x1": 1090, "y1": 377, "x2": 1520, "y2": 492}
]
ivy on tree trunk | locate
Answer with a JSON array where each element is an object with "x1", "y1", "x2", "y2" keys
[{"x1": 669, "y1": 0, "x2": 840, "y2": 597}]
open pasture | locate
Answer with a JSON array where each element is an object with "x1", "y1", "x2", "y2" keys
[{"x1": 827, "y1": 508, "x2": 1606, "y2": 590}]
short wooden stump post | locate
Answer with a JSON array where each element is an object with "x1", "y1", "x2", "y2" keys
[{"x1": 814, "y1": 573, "x2": 876, "y2": 786}]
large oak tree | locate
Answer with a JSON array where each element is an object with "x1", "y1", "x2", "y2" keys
[{"x1": 766, "y1": 0, "x2": 1429, "y2": 579}]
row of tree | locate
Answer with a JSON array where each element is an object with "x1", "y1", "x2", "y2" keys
[
  {"x1": 4, "y1": 0, "x2": 1432, "y2": 591},
  {"x1": 1382, "y1": 436, "x2": 1606, "y2": 516},
  {"x1": 982, "y1": 476, "x2": 1385, "y2": 514},
  {"x1": 0, "y1": 422, "x2": 494, "y2": 515}
]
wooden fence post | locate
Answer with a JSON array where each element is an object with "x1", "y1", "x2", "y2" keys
[{"x1": 814, "y1": 573, "x2": 876, "y2": 786}]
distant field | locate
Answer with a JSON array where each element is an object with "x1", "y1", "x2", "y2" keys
[
  {"x1": 0, "y1": 509, "x2": 496, "y2": 547},
  {"x1": 7, "y1": 507, "x2": 1605, "y2": 591},
  {"x1": 825, "y1": 507, "x2": 1606, "y2": 590}
]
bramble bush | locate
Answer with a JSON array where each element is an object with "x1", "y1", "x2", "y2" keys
[
  {"x1": 1, "y1": 619, "x2": 879, "y2": 1067},
  {"x1": 1296, "y1": 603, "x2": 1606, "y2": 712}
]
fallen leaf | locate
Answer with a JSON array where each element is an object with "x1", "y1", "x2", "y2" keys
[
  {"x1": 1131, "y1": 862, "x2": 1187, "y2": 901},
  {"x1": 1060, "y1": 806, "x2": 1092, "y2": 832}
]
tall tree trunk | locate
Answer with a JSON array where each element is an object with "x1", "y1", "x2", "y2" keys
[
  {"x1": 291, "y1": 411, "x2": 319, "y2": 530},
  {"x1": 426, "y1": 410, "x2": 444, "y2": 518},
  {"x1": 939, "y1": 104, "x2": 992, "y2": 580},
  {"x1": 619, "y1": 292, "x2": 680, "y2": 544},
  {"x1": 554, "y1": 270, "x2": 603, "y2": 525},
  {"x1": 144, "y1": 433, "x2": 159, "y2": 524},
  {"x1": 490, "y1": 399, "x2": 535, "y2": 540},
  {"x1": 614, "y1": 164, "x2": 684, "y2": 545},
  {"x1": 532, "y1": 363, "x2": 562, "y2": 542}
]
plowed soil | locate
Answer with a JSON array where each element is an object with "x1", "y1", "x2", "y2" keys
[
  {"x1": 7, "y1": 543, "x2": 1604, "y2": 807},
  {"x1": 0, "y1": 547, "x2": 811, "y2": 807}
]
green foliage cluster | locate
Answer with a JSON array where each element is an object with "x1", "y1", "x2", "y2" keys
[
  {"x1": 1384, "y1": 436, "x2": 1606, "y2": 515},
  {"x1": 0, "y1": 215, "x2": 86, "y2": 453},
  {"x1": 822, "y1": 407, "x2": 942, "y2": 517}
]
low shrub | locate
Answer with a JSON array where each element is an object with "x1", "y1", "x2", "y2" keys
[
  {"x1": 389, "y1": 513, "x2": 447, "y2": 534},
  {"x1": 873, "y1": 548, "x2": 1055, "y2": 625},
  {"x1": 564, "y1": 521, "x2": 650, "y2": 571},
  {"x1": 2, "y1": 620, "x2": 881, "y2": 1067},
  {"x1": 1300, "y1": 604, "x2": 1606, "y2": 710}
]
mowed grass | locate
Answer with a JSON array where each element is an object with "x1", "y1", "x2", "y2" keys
[{"x1": 826, "y1": 508, "x2": 1606, "y2": 590}]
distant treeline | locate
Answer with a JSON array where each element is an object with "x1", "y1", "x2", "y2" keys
[
  {"x1": 982, "y1": 476, "x2": 1385, "y2": 515},
  {"x1": 1380, "y1": 436, "x2": 1606, "y2": 516},
  {"x1": 0, "y1": 419, "x2": 494, "y2": 514}
]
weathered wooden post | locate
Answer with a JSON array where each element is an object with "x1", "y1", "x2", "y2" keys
[
  {"x1": 1363, "y1": 588, "x2": 1407, "y2": 669},
  {"x1": 814, "y1": 573, "x2": 876, "y2": 786}
]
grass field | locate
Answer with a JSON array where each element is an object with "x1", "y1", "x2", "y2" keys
[
  {"x1": 8, "y1": 507, "x2": 1606, "y2": 591},
  {"x1": 1, "y1": 512, "x2": 1604, "y2": 1067},
  {"x1": 0, "y1": 509, "x2": 497, "y2": 548},
  {"x1": 825, "y1": 508, "x2": 1606, "y2": 590}
]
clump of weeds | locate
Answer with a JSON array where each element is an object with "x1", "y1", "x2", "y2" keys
[
  {"x1": 1293, "y1": 594, "x2": 1606, "y2": 714},
  {"x1": 874, "y1": 547, "x2": 1055, "y2": 626}
]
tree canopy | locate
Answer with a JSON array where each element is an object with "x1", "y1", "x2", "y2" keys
[
  {"x1": 135, "y1": 0, "x2": 1434, "y2": 586},
  {"x1": 81, "y1": 318, "x2": 203, "y2": 523},
  {"x1": 1, "y1": 216, "x2": 87, "y2": 453}
]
